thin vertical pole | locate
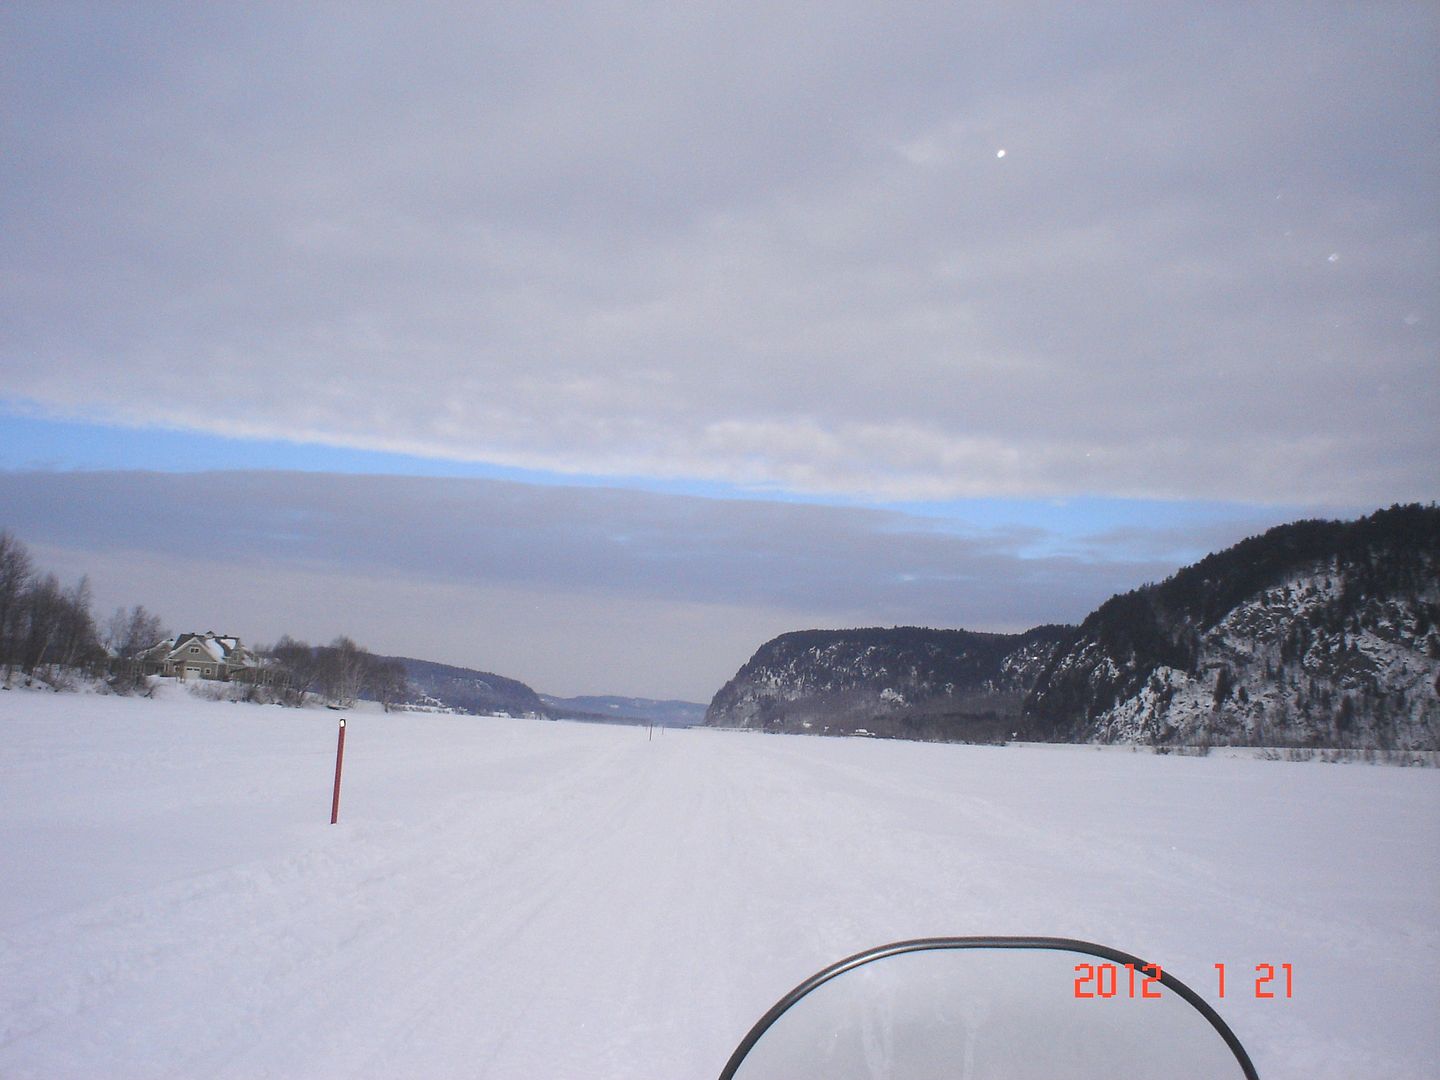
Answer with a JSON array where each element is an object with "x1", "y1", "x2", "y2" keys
[{"x1": 330, "y1": 718, "x2": 347, "y2": 824}]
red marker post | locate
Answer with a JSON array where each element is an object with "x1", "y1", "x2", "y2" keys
[{"x1": 330, "y1": 718, "x2": 347, "y2": 824}]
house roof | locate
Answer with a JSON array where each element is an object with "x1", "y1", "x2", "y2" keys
[
  {"x1": 162, "y1": 632, "x2": 249, "y2": 665},
  {"x1": 138, "y1": 637, "x2": 177, "y2": 660}
]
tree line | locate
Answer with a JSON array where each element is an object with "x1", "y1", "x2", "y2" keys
[
  {"x1": 0, "y1": 532, "x2": 105, "y2": 685},
  {"x1": 0, "y1": 530, "x2": 408, "y2": 709},
  {"x1": 266, "y1": 635, "x2": 407, "y2": 711}
]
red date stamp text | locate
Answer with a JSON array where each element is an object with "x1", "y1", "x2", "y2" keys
[{"x1": 1073, "y1": 961, "x2": 1293, "y2": 1000}]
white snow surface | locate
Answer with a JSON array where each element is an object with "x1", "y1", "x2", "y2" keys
[{"x1": 2, "y1": 688, "x2": 1438, "y2": 1079}]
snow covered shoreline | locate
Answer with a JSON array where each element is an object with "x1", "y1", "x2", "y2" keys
[{"x1": 3, "y1": 689, "x2": 1438, "y2": 1078}]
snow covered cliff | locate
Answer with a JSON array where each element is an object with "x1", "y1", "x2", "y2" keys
[{"x1": 1023, "y1": 505, "x2": 1439, "y2": 750}]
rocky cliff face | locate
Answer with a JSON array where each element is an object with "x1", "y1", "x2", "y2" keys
[
  {"x1": 705, "y1": 625, "x2": 1072, "y2": 742},
  {"x1": 1021, "y1": 505, "x2": 1440, "y2": 749}
]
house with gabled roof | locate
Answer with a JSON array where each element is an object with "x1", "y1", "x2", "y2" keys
[{"x1": 137, "y1": 631, "x2": 260, "y2": 682}]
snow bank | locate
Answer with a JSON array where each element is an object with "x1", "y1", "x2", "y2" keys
[{"x1": 2, "y1": 689, "x2": 1437, "y2": 1078}]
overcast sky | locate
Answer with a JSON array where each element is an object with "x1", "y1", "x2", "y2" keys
[{"x1": 2, "y1": 4, "x2": 1435, "y2": 700}]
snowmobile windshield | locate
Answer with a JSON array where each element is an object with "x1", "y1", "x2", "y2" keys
[{"x1": 721, "y1": 937, "x2": 1259, "y2": 1080}]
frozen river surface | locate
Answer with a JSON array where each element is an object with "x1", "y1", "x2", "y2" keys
[{"x1": 2, "y1": 688, "x2": 1437, "y2": 1078}]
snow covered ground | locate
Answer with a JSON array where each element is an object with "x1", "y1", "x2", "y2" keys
[{"x1": 2, "y1": 687, "x2": 1437, "y2": 1079}]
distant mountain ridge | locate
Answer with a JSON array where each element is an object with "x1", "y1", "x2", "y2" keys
[
  {"x1": 706, "y1": 505, "x2": 1440, "y2": 750},
  {"x1": 381, "y1": 657, "x2": 705, "y2": 726},
  {"x1": 538, "y1": 695, "x2": 706, "y2": 727},
  {"x1": 704, "y1": 625, "x2": 1072, "y2": 741}
]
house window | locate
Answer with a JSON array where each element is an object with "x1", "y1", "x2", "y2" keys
[{"x1": 190, "y1": 646, "x2": 200, "y2": 654}]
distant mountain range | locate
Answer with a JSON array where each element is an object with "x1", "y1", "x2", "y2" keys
[
  {"x1": 538, "y1": 695, "x2": 706, "y2": 727},
  {"x1": 382, "y1": 655, "x2": 705, "y2": 726},
  {"x1": 706, "y1": 505, "x2": 1440, "y2": 751}
]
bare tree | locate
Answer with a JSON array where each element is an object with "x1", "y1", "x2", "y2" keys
[
  {"x1": 15, "y1": 572, "x2": 101, "y2": 683},
  {"x1": 104, "y1": 605, "x2": 169, "y2": 689},
  {"x1": 0, "y1": 531, "x2": 35, "y2": 678},
  {"x1": 20, "y1": 572, "x2": 64, "y2": 676},
  {"x1": 54, "y1": 576, "x2": 102, "y2": 673},
  {"x1": 123, "y1": 606, "x2": 167, "y2": 657},
  {"x1": 365, "y1": 656, "x2": 409, "y2": 712},
  {"x1": 270, "y1": 635, "x2": 319, "y2": 700},
  {"x1": 317, "y1": 636, "x2": 368, "y2": 707},
  {"x1": 102, "y1": 607, "x2": 128, "y2": 655}
]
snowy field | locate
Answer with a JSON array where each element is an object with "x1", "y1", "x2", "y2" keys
[{"x1": 3, "y1": 688, "x2": 1437, "y2": 1079}]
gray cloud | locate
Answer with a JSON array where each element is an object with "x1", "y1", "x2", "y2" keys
[
  {"x1": 0, "y1": 469, "x2": 1268, "y2": 699},
  {"x1": 0, "y1": 469, "x2": 1168, "y2": 619},
  {"x1": 3, "y1": 4, "x2": 1436, "y2": 504}
]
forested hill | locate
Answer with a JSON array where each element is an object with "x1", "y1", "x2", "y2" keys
[
  {"x1": 704, "y1": 625, "x2": 1072, "y2": 741},
  {"x1": 386, "y1": 657, "x2": 550, "y2": 719},
  {"x1": 1021, "y1": 504, "x2": 1439, "y2": 749}
]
